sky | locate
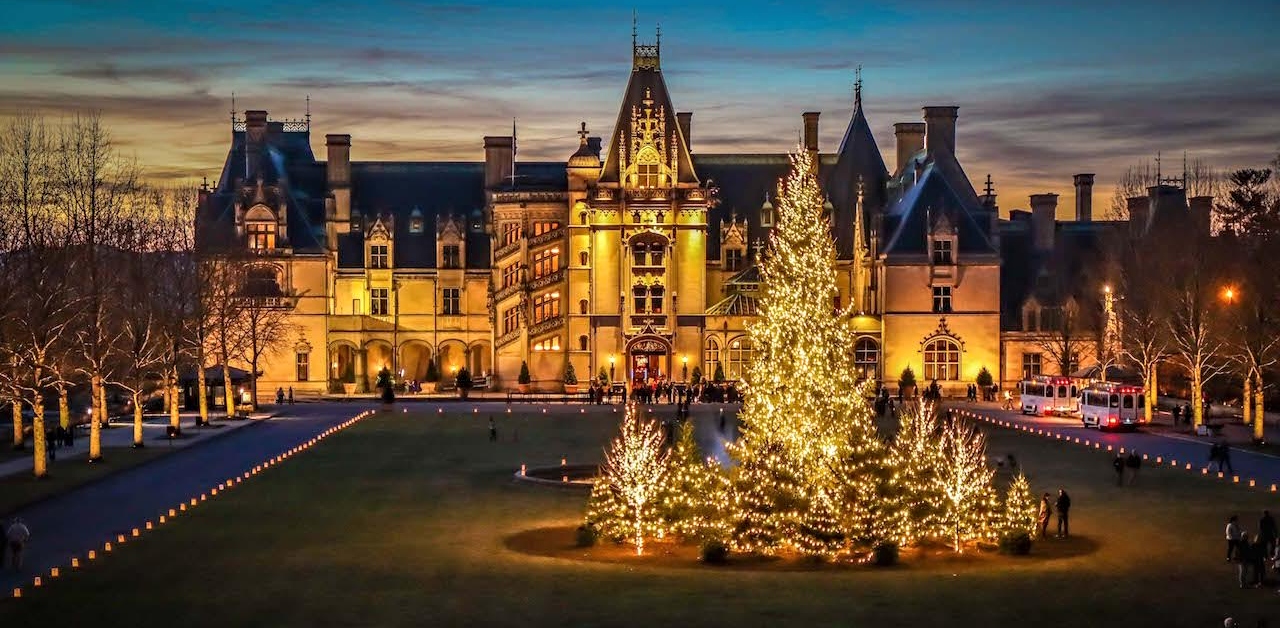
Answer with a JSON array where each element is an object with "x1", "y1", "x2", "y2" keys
[{"x1": 2, "y1": 0, "x2": 1278, "y2": 215}]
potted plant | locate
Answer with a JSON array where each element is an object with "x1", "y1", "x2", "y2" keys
[
  {"x1": 976, "y1": 366, "x2": 994, "y2": 401},
  {"x1": 424, "y1": 358, "x2": 441, "y2": 393},
  {"x1": 713, "y1": 363, "x2": 726, "y2": 383},
  {"x1": 456, "y1": 367, "x2": 473, "y2": 400},
  {"x1": 375, "y1": 367, "x2": 395, "y2": 407},
  {"x1": 898, "y1": 366, "x2": 917, "y2": 399},
  {"x1": 690, "y1": 366, "x2": 703, "y2": 387},
  {"x1": 517, "y1": 361, "x2": 532, "y2": 393},
  {"x1": 563, "y1": 362, "x2": 579, "y2": 394},
  {"x1": 597, "y1": 367, "x2": 609, "y2": 388}
]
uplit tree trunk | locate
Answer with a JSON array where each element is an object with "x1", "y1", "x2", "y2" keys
[
  {"x1": 1145, "y1": 366, "x2": 1157, "y2": 424},
  {"x1": 88, "y1": 373, "x2": 103, "y2": 461},
  {"x1": 31, "y1": 390, "x2": 46, "y2": 478},
  {"x1": 11, "y1": 393, "x2": 23, "y2": 450},
  {"x1": 132, "y1": 390, "x2": 145, "y2": 448},
  {"x1": 1191, "y1": 374, "x2": 1205, "y2": 428},
  {"x1": 1243, "y1": 373, "x2": 1254, "y2": 428},
  {"x1": 1253, "y1": 370, "x2": 1266, "y2": 442},
  {"x1": 168, "y1": 367, "x2": 180, "y2": 434},
  {"x1": 58, "y1": 386, "x2": 69, "y2": 431},
  {"x1": 197, "y1": 360, "x2": 208, "y2": 426},
  {"x1": 222, "y1": 362, "x2": 236, "y2": 419}
]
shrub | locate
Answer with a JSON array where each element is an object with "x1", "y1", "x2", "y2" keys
[
  {"x1": 976, "y1": 367, "x2": 994, "y2": 389},
  {"x1": 899, "y1": 366, "x2": 916, "y2": 391},
  {"x1": 456, "y1": 368, "x2": 473, "y2": 390},
  {"x1": 518, "y1": 361, "x2": 532, "y2": 385},
  {"x1": 699, "y1": 540, "x2": 729, "y2": 564},
  {"x1": 872, "y1": 541, "x2": 899, "y2": 566},
  {"x1": 713, "y1": 363, "x2": 725, "y2": 382},
  {"x1": 575, "y1": 524, "x2": 598, "y2": 548},
  {"x1": 375, "y1": 367, "x2": 394, "y2": 390},
  {"x1": 998, "y1": 532, "x2": 1032, "y2": 555},
  {"x1": 690, "y1": 366, "x2": 703, "y2": 386},
  {"x1": 564, "y1": 362, "x2": 578, "y2": 385},
  {"x1": 425, "y1": 359, "x2": 440, "y2": 383},
  {"x1": 597, "y1": 367, "x2": 609, "y2": 386}
]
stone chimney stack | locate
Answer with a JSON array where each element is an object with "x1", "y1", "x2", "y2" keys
[
  {"x1": 324, "y1": 134, "x2": 352, "y2": 249},
  {"x1": 676, "y1": 112, "x2": 692, "y2": 150},
  {"x1": 326, "y1": 134, "x2": 351, "y2": 189},
  {"x1": 1188, "y1": 196, "x2": 1214, "y2": 236},
  {"x1": 802, "y1": 112, "x2": 820, "y2": 153},
  {"x1": 483, "y1": 136, "x2": 514, "y2": 189},
  {"x1": 1073, "y1": 173, "x2": 1094, "y2": 222},
  {"x1": 893, "y1": 122, "x2": 926, "y2": 175},
  {"x1": 922, "y1": 106, "x2": 958, "y2": 157},
  {"x1": 243, "y1": 110, "x2": 269, "y2": 178},
  {"x1": 1030, "y1": 193, "x2": 1059, "y2": 252},
  {"x1": 1127, "y1": 196, "x2": 1150, "y2": 235}
]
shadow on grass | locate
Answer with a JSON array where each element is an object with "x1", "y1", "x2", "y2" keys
[{"x1": 504, "y1": 526, "x2": 1101, "y2": 572}]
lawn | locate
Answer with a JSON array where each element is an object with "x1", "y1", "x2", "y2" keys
[
  {"x1": 0, "y1": 446, "x2": 170, "y2": 517},
  {"x1": 0, "y1": 404, "x2": 1275, "y2": 627}
]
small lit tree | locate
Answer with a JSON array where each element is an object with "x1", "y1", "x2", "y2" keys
[
  {"x1": 657, "y1": 422, "x2": 729, "y2": 543},
  {"x1": 889, "y1": 401, "x2": 947, "y2": 545},
  {"x1": 591, "y1": 404, "x2": 669, "y2": 555},
  {"x1": 937, "y1": 419, "x2": 997, "y2": 552},
  {"x1": 1002, "y1": 473, "x2": 1038, "y2": 538}
]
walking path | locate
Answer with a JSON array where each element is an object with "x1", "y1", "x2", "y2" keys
[{"x1": 0, "y1": 403, "x2": 372, "y2": 593}]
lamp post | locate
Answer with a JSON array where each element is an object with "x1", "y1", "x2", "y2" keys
[
  {"x1": 609, "y1": 354, "x2": 616, "y2": 383},
  {"x1": 682, "y1": 355, "x2": 689, "y2": 382}
]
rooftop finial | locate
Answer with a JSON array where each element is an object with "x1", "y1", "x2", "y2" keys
[
  {"x1": 983, "y1": 173, "x2": 995, "y2": 196},
  {"x1": 230, "y1": 91, "x2": 236, "y2": 125},
  {"x1": 631, "y1": 13, "x2": 660, "y2": 70},
  {"x1": 656, "y1": 22, "x2": 661, "y2": 52},
  {"x1": 854, "y1": 65, "x2": 862, "y2": 109},
  {"x1": 305, "y1": 94, "x2": 311, "y2": 128},
  {"x1": 632, "y1": 10, "x2": 637, "y2": 49},
  {"x1": 578, "y1": 121, "x2": 589, "y2": 145}
]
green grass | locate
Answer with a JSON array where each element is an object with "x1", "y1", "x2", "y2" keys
[
  {"x1": 0, "y1": 446, "x2": 170, "y2": 517},
  {"x1": 1, "y1": 407, "x2": 1275, "y2": 627}
]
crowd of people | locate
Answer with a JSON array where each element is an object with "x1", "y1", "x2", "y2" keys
[
  {"x1": 582, "y1": 379, "x2": 744, "y2": 407},
  {"x1": 1225, "y1": 511, "x2": 1280, "y2": 590}
]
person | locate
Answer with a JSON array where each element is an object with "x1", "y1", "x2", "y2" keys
[
  {"x1": 1183, "y1": 403, "x2": 1192, "y2": 425},
  {"x1": 1037, "y1": 492, "x2": 1053, "y2": 538},
  {"x1": 1002, "y1": 389, "x2": 1014, "y2": 411},
  {"x1": 1227, "y1": 515, "x2": 1243, "y2": 562},
  {"x1": 1238, "y1": 532, "x2": 1258, "y2": 589},
  {"x1": 1112, "y1": 454, "x2": 1124, "y2": 486},
  {"x1": 1172, "y1": 404, "x2": 1181, "y2": 425},
  {"x1": 287, "y1": 387, "x2": 294, "y2": 405},
  {"x1": 1260, "y1": 510, "x2": 1278, "y2": 559},
  {"x1": 1055, "y1": 489, "x2": 1071, "y2": 538},
  {"x1": 488, "y1": 417, "x2": 497, "y2": 442},
  {"x1": 1125, "y1": 451, "x2": 1141, "y2": 485},
  {"x1": 5, "y1": 518, "x2": 30, "y2": 570},
  {"x1": 1220, "y1": 440, "x2": 1235, "y2": 475},
  {"x1": 275, "y1": 387, "x2": 285, "y2": 404}
]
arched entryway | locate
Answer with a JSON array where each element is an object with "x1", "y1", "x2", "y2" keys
[
  {"x1": 437, "y1": 340, "x2": 467, "y2": 380},
  {"x1": 364, "y1": 340, "x2": 393, "y2": 390},
  {"x1": 626, "y1": 335, "x2": 671, "y2": 384},
  {"x1": 399, "y1": 340, "x2": 433, "y2": 382},
  {"x1": 468, "y1": 341, "x2": 492, "y2": 377},
  {"x1": 328, "y1": 340, "x2": 359, "y2": 392}
]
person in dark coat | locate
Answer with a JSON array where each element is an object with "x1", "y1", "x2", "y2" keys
[
  {"x1": 1037, "y1": 493, "x2": 1053, "y2": 538},
  {"x1": 1055, "y1": 489, "x2": 1071, "y2": 538},
  {"x1": 1172, "y1": 404, "x2": 1181, "y2": 425},
  {"x1": 1125, "y1": 451, "x2": 1142, "y2": 485},
  {"x1": 1259, "y1": 510, "x2": 1278, "y2": 559},
  {"x1": 1112, "y1": 455, "x2": 1125, "y2": 486},
  {"x1": 488, "y1": 417, "x2": 497, "y2": 442}
]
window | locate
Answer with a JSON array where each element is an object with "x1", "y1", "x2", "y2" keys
[
  {"x1": 636, "y1": 153, "x2": 660, "y2": 188},
  {"x1": 532, "y1": 248, "x2": 559, "y2": 278},
  {"x1": 532, "y1": 292, "x2": 560, "y2": 323},
  {"x1": 727, "y1": 337, "x2": 753, "y2": 380},
  {"x1": 578, "y1": 335, "x2": 588, "y2": 351},
  {"x1": 1039, "y1": 306, "x2": 1062, "y2": 332},
  {"x1": 633, "y1": 285, "x2": 647, "y2": 314},
  {"x1": 247, "y1": 222, "x2": 276, "y2": 250},
  {"x1": 441, "y1": 245, "x2": 461, "y2": 269},
  {"x1": 441, "y1": 288, "x2": 461, "y2": 315},
  {"x1": 1122, "y1": 394, "x2": 1135, "y2": 409},
  {"x1": 579, "y1": 251, "x2": 589, "y2": 266},
  {"x1": 370, "y1": 288, "x2": 389, "y2": 316},
  {"x1": 923, "y1": 338, "x2": 960, "y2": 381},
  {"x1": 295, "y1": 352, "x2": 309, "y2": 381},
  {"x1": 854, "y1": 337, "x2": 879, "y2": 380},
  {"x1": 725, "y1": 248, "x2": 744, "y2": 271},
  {"x1": 633, "y1": 244, "x2": 648, "y2": 267},
  {"x1": 649, "y1": 285, "x2": 664, "y2": 315},
  {"x1": 532, "y1": 221, "x2": 560, "y2": 236},
  {"x1": 370, "y1": 244, "x2": 389, "y2": 269},
  {"x1": 1021, "y1": 353, "x2": 1042, "y2": 379},
  {"x1": 631, "y1": 284, "x2": 664, "y2": 314},
  {"x1": 501, "y1": 223, "x2": 521, "y2": 246},
  {"x1": 932, "y1": 286, "x2": 952, "y2": 313},
  {"x1": 502, "y1": 306, "x2": 519, "y2": 335},
  {"x1": 501, "y1": 264, "x2": 520, "y2": 289},
  {"x1": 533, "y1": 337, "x2": 561, "y2": 351},
  {"x1": 243, "y1": 266, "x2": 282, "y2": 297},
  {"x1": 578, "y1": 299, "x2": 588, "y2": 315},
  {"x1": 932, "y1": 239, "x2": 953, "y2": 265},
  {"x1": 704, "y1": 338, "x2": 721, "y2": 380},
  {"x1": 409, "y1": 214, "x2": 424, "y2": 234}
]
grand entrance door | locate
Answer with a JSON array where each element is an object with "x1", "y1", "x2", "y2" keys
[{"x1": 626, "y1": 336, "x2": 671, "y2": 385}]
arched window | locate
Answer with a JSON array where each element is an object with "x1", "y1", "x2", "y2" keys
[
  {"x1": 704, "y1": 338, "x2": 720, "y2": 379},
  {"x1": 854, "y1": 337, "x2": 879, "y2": 380},
  {"x1": 727, "y1": 337, "x2": 753, "y2": 380},
  {"x1": 923, "y1": 338, "x2": 961, "y2": 381},
  {"x1": 578, "y1": 299, "x2": 588, "y2": 315},
  {"x1": 634, "y1": 147, "x2": 661, "y2": 188},
  {"x1": 578, "y1": 335, "x2": 589, "y2": 351}
]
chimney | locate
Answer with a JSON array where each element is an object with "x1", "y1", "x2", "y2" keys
[
  {"x1": 1126, "y1": 196, "x2": 1149, "y2": 235},
  {"x1": 676, "y1": 112, "x2": 692, "y2": 150},
  {"x1": 802, "y1": 112, "x2": 820, "y2": 153},
  {"x1": 922, "y1": 106, "x2": 958, "y2": 157},
  {"x1": 244, "y1": 110, "x2": 269, "y2": 178},
  {"x1": 1073, "y1": 173, "x2": 1094, "y2": 222},
  {"x1": 1188, "y1": 196, "x2": 1213, "y2": 235},
  {"x1": 1030, "y1": 193, "x2": 1058, "y2": 252},
  {"x1": 893, "y1": 122, "x2": 926, "y2": 175},
  {"x1": 325, "y1": 134, "x2": 351, "y2": 189},
  {"x1": 483, "y1": 136, "x2": 514, "y2": 188}
]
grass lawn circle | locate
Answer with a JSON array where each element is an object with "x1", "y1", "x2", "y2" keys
[{"x1": 504, "y1": 525, "x2": 1100, "y2": 572}]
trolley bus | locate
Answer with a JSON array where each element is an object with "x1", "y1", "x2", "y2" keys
[
  {"x1": 1079, "y1": 382, "x2": 1145, "y2": 430},
  {"x1": 1017, "y1": 375, "x2": 1079, "y2": 416}
]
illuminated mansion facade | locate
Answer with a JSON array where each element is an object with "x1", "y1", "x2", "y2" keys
[{"x1": 196, "y1": 36, "x2": 1117, "y2": 398}]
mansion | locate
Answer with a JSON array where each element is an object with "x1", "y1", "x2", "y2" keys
[{"x1": 196, "y1": 35, "x2": 1210, "y2": 398}]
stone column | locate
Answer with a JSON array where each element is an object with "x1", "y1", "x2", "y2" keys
[{"x1": 355, "y1": 349, "x2": 368, "y2": 393}]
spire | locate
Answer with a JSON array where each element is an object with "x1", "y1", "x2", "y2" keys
[
  {"x1": 853, "y1": 175, "x2": 868, "y2": 259},
  {"x1": 983, "y1": 174, "x2": 994, "y2": 197},
  {"x1": 632, "y1": 17, "x2": 660, "y2": 70},
  {"x1": 305, "y1": 94, "x2": 311, "y2": 129},
  {"x1": 578, "y1": 121, "x2": 589, "y2": 146},
  {"x1": 854, "y1": 65, "x2": 862, "y2": 110}
]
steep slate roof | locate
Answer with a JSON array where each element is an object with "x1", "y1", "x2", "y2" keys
[
  {"x1": 706, "y1": 292, "x2": 758, "y2": 316},
  {"x1": 998, "y1": 216, "x2": 1123, "y2": 330},
  {"x1": 598, "y1": 55, "x2": 698, "y2": 185},
  {"x1": 824, "y1": 96, "x2": 889, "y2": 259},
  {"x1": 881, "y1": 163, "x2": 996, "y2": 257}
]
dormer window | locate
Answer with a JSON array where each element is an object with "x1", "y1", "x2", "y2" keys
[
  {"x1": 442, "y1": 245, "x2": 461, "y2": 269},
  {"x1": 409, "y1": 209, "x2": 424, "y2": 234},
  {"x1": 932, "y1": 239, "x2": 953, "y2": 265},
  {"x1": 247, "y1": 222, "x2": 276, "y2": 250},
  {"x1": 370, "y1": 244, "x2": 389, "y2": 269},
  {"x1": 725, "y1": 248, "x2": 744, "y2": 271}
]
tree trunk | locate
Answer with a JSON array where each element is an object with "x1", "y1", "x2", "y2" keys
[
  {"x1": 1254, "y1": 371, "x2": 1266, "y2": 442},
  {"x1": 1243, "y1": 374, "x2": 1254, "y2": 428},
  {"x1": 58, "y1": 386, "x2": 70, "y2": 431},
  {"x1": 222, "y1": 362, "x2": 236, "y2": 419},
  {"x1": 168, "y1": 368, "x2": 181, "y2": 436},
  {"x1": 249, "y1": 355, "x2": 259, "y2": 412},
  {"x1": 197, "y1": 361, "x2": 209, "y2": 426},
  {"x1": 1191, "y1": 371, "x2": 1204, "y2": 428},
  {"x1": 88, "y1": 373, "x2": 103, "y2": 461},
  {"x1": 97, "y1": 381, "x2": 106, "y2": 427},
  {"x1": 11, "y1": 397, "x2": 23, "y2": 450},
  {"x1": 132, "y1": 390, "x2": 145, "y2": 447},
  {"x1": 32, "y1": 392, "x2": 47, "y2": 478},
  {"x1": 1144, "y1": 365, "x2": 1157, "y2": 424}
]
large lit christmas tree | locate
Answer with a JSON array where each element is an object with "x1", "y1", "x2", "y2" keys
[
  {"x1": 585, "y1": 404, "x2": 669, "y2": 555},
  {"x1": 657, "y1": 422, "x2": 731, "y2": 543},
  {"x1": 888, "y1": 401, "x2": 947, "y2": 544}
]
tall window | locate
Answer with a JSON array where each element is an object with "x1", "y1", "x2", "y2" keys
[
  {"x1": 932, "y1": 286, "x2": 952, "y2": 313},
  {"x1": 532, "y1": 292, "x2": 560, "y2": 323},
  {"x1": 501, "y1": 264, "x2": 520, "y2": 289},
  {"x1": 727, "y1": 337, "x2": 753, "y2": 380},
  {"x1": 247, "y1": 222, "x2": 276, "y2": 250},
  {"x1": 704, "y1": 338, "x2": 721, "y2": 379},
  {"x1": 648, "y1": 285, "x2": 664, "y2": 314},
  {"x1": 632, "y1": 284, "x2": 664, "y2": 314},
  {"x1": 532, "y1": 248, "x2": 559, "y2": 278},
  {"x1": 578, "y1": 335, "x2": 589, "y2": 351},
  {"x1": 1021, "y1": 353, "x2": 1042, "y2": 379},
  {"x1": 295, "y1": 352, "x2": 309, "y2": 381},
  {"x1": 501, "y1": 223, "x2": 521, "y2": 246},
  {"x1": 579, "y1": 251, "x2": 589, "y2": 266},
  {"x1": 923, "y1": 339, "x2": 960, "y2": 381},
  {"x1": 370, "y1": 288, "x2": 389, "y2": 316},
  {"x1": 502, "y1": 306, "x2": 519, "y2": 334},
  {"x1": 633, "y1": 285, "x2": 647, "y2": 314},
  {"x1": 932, "y1": 239, "x2": 953, "y2": 265},
  {"x1": 725, "y1": 248, "x2": 744, "y2": 271},
  {"x1": 532, "y1": 221, "x2": 560, "y2": 236},
  {"x1": 370, "y1": 244, "x2": 389, "y2": 269},
  {"x1": 1039, "y1": 306, "x2": 1062, "y2": 332},
  {"x1": 441, "y1": 288, "x2": 461, "y2": 315},
  {"x1": 441, "y1": 245, "x2": 461, "y2": 269},
  {"x1": 578, "y1": 299, "x2": 589, "y2": 315},
  {"x1": 632, "y1": 242, "x2": 664, "y2": 267},
  {"x1": 854, "y1": 337, "x2": 879, "y2": 380}
]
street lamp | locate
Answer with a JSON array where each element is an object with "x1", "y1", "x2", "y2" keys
[
  {"x1": 681, "y1": 355, "x2": 689, "y2": 382},
  {"x1": 1222, "y1": 286, "x2": 1236, "y2": 304},
  {"x1": 608, "y1": 354, "x2": 616, "y2": 383}
]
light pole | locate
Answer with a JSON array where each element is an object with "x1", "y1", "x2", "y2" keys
[
  {"x1": 681, "y1": 355, "x2": 689, "y2": 382},
  {"x1": 609, "y1": 354, "x2": 616, "y2": 384}
]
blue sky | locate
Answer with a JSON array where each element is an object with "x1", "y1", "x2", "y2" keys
[{"x1": 2, "y1": 0, "x2": 1277, "y2": 211}]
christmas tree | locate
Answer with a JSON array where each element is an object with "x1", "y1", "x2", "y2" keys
[
  {"x1": 888, "y1": 401, "x2": 947, "y2": 545},
  {"x1": 937, "y1": 418, "x2": 998, "y2": 552},
  {"x1": 587, "y1": 403, "x2": 669, "y2": 555},
  {"x1": 1002, "y1": 473, "x2": 1038, "y2": 537},
  {"x1": 657, "y1": 422, "x2": 730, "y2": 543}
]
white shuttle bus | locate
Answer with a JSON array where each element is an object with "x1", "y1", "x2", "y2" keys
[
  {"x1": 1018, "y1": 375, "x2": 1079, "y2": 416},
  {"x1": 1079, "y1": 382, "x2": 1145, "y2": 431}
]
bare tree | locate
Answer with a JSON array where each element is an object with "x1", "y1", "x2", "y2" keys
[
  {"x1": 1108, "y1": 156, "x2": 1220, "y2": 221},
  {"x1": 111, "y1": 197, "x2": 168, "y2": 447},
  {"x1": 152, "y1": 186, "x2": 200, "y2": 434},
  {"x1": 233, "y1": 258, "x2": 296, "y2": 411},
  {"x1": 202, "y1": 255, "x2": 248, "y2": 417},
  {"x1": 1163, "y1": 224, "x2": 1230, "y2": 428},
  {"x1": 1033, "y1": 300, "x2": 1096, "y2": 377}
]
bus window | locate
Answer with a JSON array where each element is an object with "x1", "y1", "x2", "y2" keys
[
  {"x1": 1109, "y1": 394, "x2": 1120, "y2": 408},
  {"x1": 1070, "y1": 386, "x2": 1078, "y2": 397},
  {"x1": 1122, "y1": 395, "x2": 1134, "y2": 409},
  {"x1": 1057, "y1": 385, "x2": 1067, "y2": 398},
  {"x1": 1137, "y1": 394, "x2": 1145, "y2": 409}
]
